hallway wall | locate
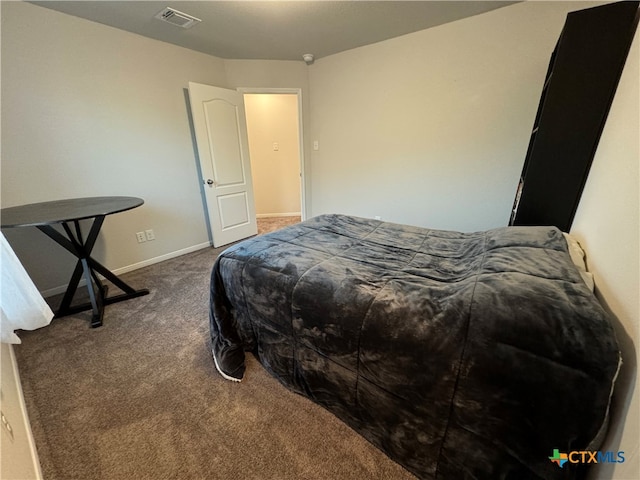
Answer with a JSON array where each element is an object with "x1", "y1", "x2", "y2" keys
[{"x1": 244, "y1": 94, "x2": 301, "y2": 217}]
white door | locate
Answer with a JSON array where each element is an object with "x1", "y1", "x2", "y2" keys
[{"x1": 188, "y1": 82, "x2": 258, "y2": 247}]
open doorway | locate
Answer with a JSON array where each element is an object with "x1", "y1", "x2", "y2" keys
[{"x1": 240, "y1": 89, "x2": 305, "y2": 232}]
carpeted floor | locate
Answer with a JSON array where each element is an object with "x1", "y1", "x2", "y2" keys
[
  {"x1": 257, "y1": 215, "x2": 301, "y2": 235},
  {"x1": 13, "y1": 217, "x2": 415, "y2": 479}
]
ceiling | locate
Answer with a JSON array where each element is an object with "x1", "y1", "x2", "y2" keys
[{"x1": 29, "y1": 1, "x2": 519, "y2": 61}]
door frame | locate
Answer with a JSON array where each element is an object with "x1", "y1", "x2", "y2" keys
[{"x1": 237, "y1": 87, "x2": 307, "y2": 221}]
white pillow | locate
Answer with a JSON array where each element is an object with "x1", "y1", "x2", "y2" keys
[{"x1": 563, "y1": 233, "x2": 595, "y2": 291}]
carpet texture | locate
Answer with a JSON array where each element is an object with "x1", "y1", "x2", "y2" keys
[{"x1": 13, "y1": 217, "x2": 414, "y2": 479}]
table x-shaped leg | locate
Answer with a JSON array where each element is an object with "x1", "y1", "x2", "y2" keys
[{"x1": 37, "y1": 216, "x2": 149, "y2": 327}]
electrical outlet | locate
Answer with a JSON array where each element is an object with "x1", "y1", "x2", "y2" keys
[
  {"x1": 136, "y1": 232, "x2": 146, "y2": 243},
  {"x1": 145, "y1": 229, "x2": 155, "y2": 241}
]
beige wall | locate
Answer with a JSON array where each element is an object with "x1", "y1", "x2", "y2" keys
[
  {"x1": 573, "y1": 26, "x2": 639, "y2": 480},
  {"x1": 0, "y1": 3, "x2": 313, "y2": 294},
  {"x1": 1, "y1": 1, "x2": 228, "y2": 293},
  {"x1": 244, "y1": 94, "x2": 301, "y2": 216},
  {"x1": 307, "y1": 1, "x2": 601, "y2": 232}
]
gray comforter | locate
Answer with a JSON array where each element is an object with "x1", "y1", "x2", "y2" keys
[{"x1": 209, "y1": 214, "x2": 619, "y2": 479}]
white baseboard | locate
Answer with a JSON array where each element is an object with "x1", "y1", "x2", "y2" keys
[
  {"x1": 111, "y1": 242, "x2": 211, "y2": 277},
  {"x1": 40, "y1": 242, "x2": 211, "y2": 298},
  {"x1": 256, "y1": 212, "x2": 301, "y2": 218}
]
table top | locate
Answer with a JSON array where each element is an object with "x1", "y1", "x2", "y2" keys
[{"x1": 0, "y1": 196, "x2": 144, "y2": 228}]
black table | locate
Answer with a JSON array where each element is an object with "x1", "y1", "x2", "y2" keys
[{"x1": 1, "y1": 197, "x2": 149, "y2": 327}]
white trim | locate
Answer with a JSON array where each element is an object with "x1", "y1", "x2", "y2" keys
[
  {"x1": 7, "y1": 344, "x2": 44, "y2": 480},
  {"x1": 41, "y1": 283, "x2": 75, "y2": 299},
  {"x1": 111, "y1": 241, "x2": 211, "y2": 276},
  {"x1": 40, "y1": 242, "x2": 211, "y2": 298},
  {"x1": 237, "y1": 87, "x2": 307, "y2": 221},
  {"x1": 256, "y1": 212, "x2": 301, "y2": 218}
]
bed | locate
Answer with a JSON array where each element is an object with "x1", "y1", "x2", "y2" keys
[{"x1": 208, "y1": 214, "x2": 620, "y2": 479}]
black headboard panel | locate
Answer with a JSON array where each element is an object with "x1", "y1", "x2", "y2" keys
[{"x1": 510, "y1": 1, "x2": 639, "y2": 231}]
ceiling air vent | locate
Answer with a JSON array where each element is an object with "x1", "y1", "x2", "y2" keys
[{"x1": 154, "y1": 7, "x2": 201, "y2": 29}]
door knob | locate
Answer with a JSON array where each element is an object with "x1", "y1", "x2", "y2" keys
[{"x1": 206, "y1": 179, "x2": 214, "y2": 186}]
